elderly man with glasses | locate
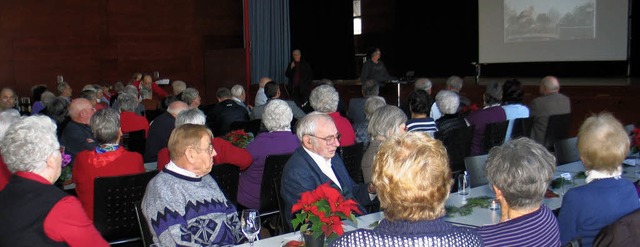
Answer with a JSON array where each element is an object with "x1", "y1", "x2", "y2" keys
[{"x1": 281, "y1": 113, "x2": 376, "y2": 228}]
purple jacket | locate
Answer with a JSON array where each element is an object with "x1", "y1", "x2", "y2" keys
[
  {"x1": 465, "y1": 106, "x2": 506, "y2": 155},
  {"x1": 237, "y1": 131, "x2": 300, "y2": 209}
]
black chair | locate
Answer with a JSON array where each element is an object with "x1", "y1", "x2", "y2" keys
[
  {"x1": 209, "y1": 163, "x2": 240, "y2": 205},
  {"x1": 464, "y1": 154, "x2": 489, "y2": 188},
  {"x1": 436, "y1": 125, "x2": 474, "y2": 176},
  {"x1": 230, "y1": 119, "x2": 263, "y2": 137},
  {"x1": 93, "y1": 171, "x2": 158, "y2": 245},
  {"x1": 511, "y1": 117, "x2": 532, "y2": 139},
  {"x1": 543, "y1": 113, "x2": 572, "y2": 151},
  {"x1": 121, "y1": 129, "x2": 146, "y2": 155},
  {"x1": 337, "y1": 142, "x2": 366, "y2": 184},
  {"x1": 259, "y1": 153, "x2": 293, "y2": 234},
  {"x1": 134, "y1": 200, "x2": 153, "y2": 247},
  {"x1": 483, "y1": 120, "x2": 509, "y2": 153},
  {"x1": 554, "y1": 137, "x2": 580, "y2": 165}
]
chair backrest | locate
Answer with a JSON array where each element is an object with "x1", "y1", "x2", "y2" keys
[
  {"x1": 593, "y1": 209, "x2": 640, "y2": 247},
  {"x1": 121, "y1": 129, "x2": 146, "y2": 155},
  {"x1": 230, "y1": 119, "x2": 263, "y2": 137},
  {"x1": 437, "y1": 125, "x2": 474, "y2": 174},
  {"x1": 464, "y1": 154, "x2": 489, "y2": 188},
  {"x1": 93, "y1": 171, "x2": 158, "y2": 243},
  {"x1": 624, "y1": 124, "x2": 636, "y2": 136},
  {"x1": 543, "y1": 113, "x2": 572, "y2": 151},
  {"x1": 337, "y1": 142, "x2": 366, "y2": 184},
  {"x1": 483, "y1": 120, "x2": 509, "y2": 153},
  {"x1": 511, "y1": 117, "x2": 533, "y2": 140},
  {"x1": 553, "y1": 137, "x2": 580, "y2": 165},
  {"x1": 273, "y1": 175, "x2": 292, "y2": 234},
  {"x1": 134, "y1": 200, "x2": 153, "y2": 247},
  {"x1": 260, "y1": 153, "x2": 292, "y2": 214},
  {"x1": 209, "y1": 163, "x2": 240, "y2": 205}
]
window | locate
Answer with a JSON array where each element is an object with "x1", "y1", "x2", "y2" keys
[{"x1": 353, "y1": 0, "x2": 361, "y2": 35}]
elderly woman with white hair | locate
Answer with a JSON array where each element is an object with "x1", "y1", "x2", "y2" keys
[
  {"x1": 156, "y1": 108, "x2": 252, "y2": 171},
  {"x1": 361, "y1": 105, "x2": 407, "y2": 184},
  {"x1": 0, "y1": 109, "x2": 21, "y2": 190},
  {"x1": 353, "y1": 96, "x2": 386, "y2": 145},
  {"x1": 434, "y1": 90, "x2": 467, "y2": 140},
  {"x1": 180, "y1": 88, "x2": 201, "y2": 109},
  {"x1": 0, "y1": 116, "x2": 109, "y2": 246},
  {"x1": 558, "y1": 113, "x2": 640, "y2": 247},
  {"x1": 309, "y1": 84, "x2": 355, "y2": 146},
  {"x1": 237, "y1": 99, "x2": 300, "y2": 209},
  {"x1": 117, "y1": 92, "x2": 149, "y2": 135}
]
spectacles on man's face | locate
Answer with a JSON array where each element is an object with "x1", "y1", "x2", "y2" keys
[
  {"x1": 193, "y1": 145, "x2": 214, "y2": 155},
  {"x1": 308, "y1": 133, "x2": 341, "y2": 145}
]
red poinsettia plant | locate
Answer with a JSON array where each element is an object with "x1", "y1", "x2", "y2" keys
[
  {"x1": 291, "y1": 183, "x2": 362, "y2": 242},
  {"x1": 632, "y1": 127, "x2": 640, "y2": 153},
  {"x1": 223, "y1": 129, "x2": 254, "y2": 148}
]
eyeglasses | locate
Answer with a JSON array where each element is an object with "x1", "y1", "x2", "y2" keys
[
  {"x1": 308, "y1": 133, "x2": 341, "y2": 145},
  {"x1": 193, "y1": 145, "x2": 214, "y2": 155},
  {"x1": 59, "y1": 146, "x2": 66, "y2": 154}
]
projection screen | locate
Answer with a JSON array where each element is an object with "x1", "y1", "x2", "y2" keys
[{"x1": 479, "y1": 0, "x2": 629, "y2": 63}]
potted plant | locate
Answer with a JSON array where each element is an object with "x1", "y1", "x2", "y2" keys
[{"x1": 223, "y1": 129, "x2": 254, "y2": 148}]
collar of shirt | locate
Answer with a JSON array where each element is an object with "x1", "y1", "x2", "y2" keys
[
  {"x1": 232, "y1": 97, "x2": 243, "y2": 104},
  {"x1": 303, "y1": 146, "x2": 342, "y2": 190},
  {"x1": 166, "y1": 161, "x2": 201, "y2": 178}
]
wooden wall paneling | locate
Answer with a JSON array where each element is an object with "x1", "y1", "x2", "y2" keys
[{"x1": 203, "y1": 48, "x2": 246, "y2": 105}]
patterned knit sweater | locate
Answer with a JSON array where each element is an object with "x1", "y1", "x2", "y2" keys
[
  {"x1": 330, "y1": 217, "x2": 483, "y2": 247},
  {"x1": 142, "y1": 165, "x2": 242, "y2": 246}
]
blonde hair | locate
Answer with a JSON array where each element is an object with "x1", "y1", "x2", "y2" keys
[
  {"x1": 372, "y1": 132, "x2": 452, "y2": 221},
  {"x1": 168, "y1": 124, "x2": 212, "y2": 161},
  {"x1": 577, "y1": 112, "x2": 629, "y2": 173}
]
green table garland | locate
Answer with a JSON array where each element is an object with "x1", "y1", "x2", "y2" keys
[{"x1": 445, "y1": 196, "x2": 494, "y2": 217}]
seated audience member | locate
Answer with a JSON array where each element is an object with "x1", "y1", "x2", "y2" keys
[
  {"x1": 331, "y1": 132, "x2": 483, "y2": 247},
  {"x1": 361, "y1": 105, "x2": 406, "y2": 184},
  {"x1": 308, "y1": 85, "x2": 356, "y2": 146},
  {"x1": 207, "y1": 87, "x2": 250, "y2": 137},
  {"x1": 156, "y1": 108, "x2": 252, "y2": 171},
  {"x1": 406, "y1": 90, "x2": 438, "y2": 136},
  {"x1": 231, "y1": 84, "x2": 252, "y2": 113},
  {"x1": 57, "y1": 81, "x2": 73, "y2": 103},
  {"x1": 281, "y1": 113, "x2": 375, "y2": 226},
  {"x1": 401, "y1": 78, "x2": 433, "y2": 118},
  {"x1": 353, "y1": 96, "x2": 386, "y2": 145},
  {"x1": 38, "y1": 91, "x2": 56, "y2": 113},
  {"x1": 0, "y1": 116, "x2": 108, "y2": 246},
  {"x1": 529, "y1": 76, "x2": 571, "y2": 144},
  {"x1": 348, "y1": 79, "x2": 379, "y2": 125},
  {"x1": 254, "y1": 77, "x2": 272, "y2": 107},
  {"x1": 0, "y1": 109, "x2": 21, "y2": 190},
  {"x1": 501, "y1": 78, "x2": 529, "y2": 142},
  {"x1": 466, "y1": 81, "x2": 506, "y2": 155},
  {"x1": 434, "y1": 90, "x2": 467, "y2": 140},
  {"x1": 179, "y1": 87, "x2": 202, "y2": 109},
  {"x1": 144, "y1": 101, "x2": 189, "y2": 162},
  {"x1": 171, "y1": 80, "x2": 186, "y2": 96},
  {"x1": 238, "y1": 99, "x2": 300, "y2": 209},
  {"x1": 251, "y1": 81, "x2": 306, "y2": 120},
  {"x1": 30, "y1": 84, "x2": 48, "y2": 115},
  {"x1": 0, "y1": 87, "x2": 17, "y2": 112},
  {"x1": 42, "y1": 96, "x2": 71, "y2": 137},
  {"x1": 142, "y1": 124, "x2": 242, "y2": 246},
  {"x1": 72, "y1": 108, "x2": 145, "y2": 220},
  {"x1": 132, "y1": 73, "x2": 168, "y2": 99},
  {"x1": 477, "y1": 138, "x2": 560, "y2": 246},
  {"x1": 117, "y1": 92, "x2": 149, "y2": 135},
  {"x1": 112, "y1": 85, "x2": 145, "y2": 116},
  {"x1": 430, "y1": 75, "x2": 471, "y2": 120},
  {"x1": 80, "y1": 88, "x2": 104, "y2": 110},
  {"x1": 60, "y1": 98, "x2": 98, "y2": 158},
  {"x1": 558, "y1": 113, "x2": 640, "y2": 247}
]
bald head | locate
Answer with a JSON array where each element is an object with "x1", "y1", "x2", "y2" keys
[
  {"x1": 540, "y1": 76, "x2": 560, "y2": 95},
  {"x1": 259, "y1": 77, "x2": 272, "y2": 88},
  {"x1": 69, "y1": 98, "x2": 95, "y2": 124},
  {"x1": 167, "y1": 101, "x2": 189, "y2": 117}
]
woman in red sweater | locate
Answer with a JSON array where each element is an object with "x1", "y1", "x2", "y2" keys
[{"x1": 72, "y1": 108, "x2": 145, "y2": 220}]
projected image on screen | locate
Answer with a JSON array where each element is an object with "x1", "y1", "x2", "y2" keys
[{"x1": 504, "y1": 0, "x2": 595, "y2": 43}]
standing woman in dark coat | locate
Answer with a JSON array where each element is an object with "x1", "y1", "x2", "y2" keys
[
  {"x1": 285, "y1": 49, "x2": 313, "y2": 104},
  {"x1": 360, "y1": 47, "x2": 394, "y2": 85}
]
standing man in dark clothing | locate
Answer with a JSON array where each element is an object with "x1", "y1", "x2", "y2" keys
[
  {"x1": 285, "y1": 49, "x2": 313, "y2": 104},
  {"x1": 360, "y1": 48, "x2": 394, "y2": 85}
]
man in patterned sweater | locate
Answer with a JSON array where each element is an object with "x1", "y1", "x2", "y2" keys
[{"x1": 142, "y1": 124, "x2": 242, "y2": 246}]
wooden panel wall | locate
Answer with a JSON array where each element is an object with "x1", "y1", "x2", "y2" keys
[{"x1": 0, "y1": 0, "x2": 243, "y2": 103}]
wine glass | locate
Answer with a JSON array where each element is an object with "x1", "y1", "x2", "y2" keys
[{"x1": 241, "y1": 209, "x2": 261, "y2": 246}]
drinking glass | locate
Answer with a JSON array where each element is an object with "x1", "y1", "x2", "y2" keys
[
  {"x1": 241, "y1": 209, "x2": 261, "y2": 246},
  {"x1": 458, "y1": 172, "x2": 470, "y2": 195}
]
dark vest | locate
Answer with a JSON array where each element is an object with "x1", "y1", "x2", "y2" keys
[{"x1": 0, "y1": 175, "x2": 69, "y2": 247}]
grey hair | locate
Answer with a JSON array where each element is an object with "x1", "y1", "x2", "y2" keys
[
  {"x1": 172, "y1": 80, "x2": 186, "y2": 94},
  {"x1": 117, "y1": 93, "x2": 138, "y2": 112},
  {"x1": 414, "y1": 78, "x2": 433, "y2": 92},
  {"x1": 446, "y1": 76, "x2": 463, "y2": 91},
  {"x1": 180, "y1": 88, "x2": 199, "y2": 106},
  {"x1": 175, "y1": 108, "x2": 206, "y2": 127},
  {"x1": 296, "y1": 112, "x2": 334, "y2": 141},
  {"x1": 40, "y1": 91, "x2": 56, "y2": 107},
  {"x1": 90, "y1": 108, "x2": 120, "y2": 144},
  {"x1": 263, "y1": 99, "x2": 292, "y2": 131},
  {"x1": 80, "y1": 90, "x2": 97, "y2": 102},
  {"x1": 57, "y1": 82, "x2": 70, "y2": 94},
  {"x1": 309, "y1": 85, "x2": 339, "y2": 113},
  {"x1": 435, "y1": 90, "x2": 459, "y2": 115},
  {"x1": 123, "y1": 85, "x2": 138, "y2": 96},
  {"x1": 364, "y1": 96, "x2": 386, "y2": 120},
  {"x1": 82, "y1": 84, "x2": 97, "y2": 92},
  {"x1": 484, "y1": 81, "x2": 503, "y2": 105},
  {"x1": 485, "y1": 137, "x2": 556, "y2": 210},
  {"x1": 362, "y1": 80, "x2": 379, "y2": 97},
  {"x1": 231, "y1": 84, "x2": 245, "y2": 98},
  {"x1": 368, "y1": 105, "x2": 407, "y2": 139},
  {"x1": 0, "y1": 109, "x2": 21, "y2": 140},
  {"x1": 0, "y1": 115, "x2": 59, "y2": 173}
]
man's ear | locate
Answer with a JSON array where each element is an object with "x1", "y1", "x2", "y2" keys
[{"x1": 184, "y1": 147, "x2": 196, "y2": 164}]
